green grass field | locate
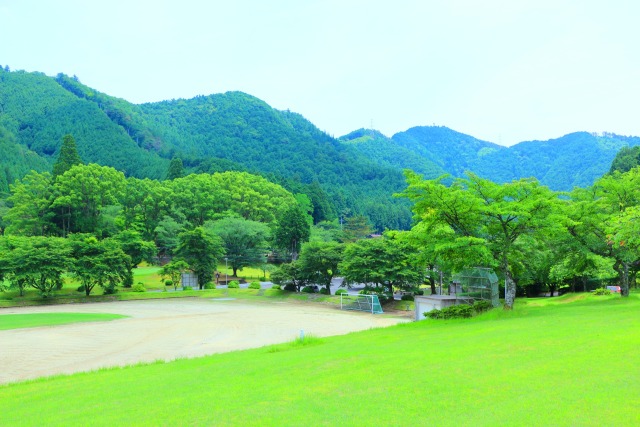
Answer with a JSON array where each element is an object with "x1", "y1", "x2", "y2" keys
[
  {"x1": 0, "y1": 293, "x2": 638, "y2": 426},
  {"x1": 0, "y1": 312, "x2": 127, "y2": 330}
]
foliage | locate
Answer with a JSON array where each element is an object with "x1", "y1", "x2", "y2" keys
[
  {"x1": 131, "y1": 282, "x2": 146, "y2": 292},
  {"x1": 159, "y1": 259, "x2": 189, "y2": 291},
  {"x1": 274, "y1": 202, "x2": 311, "y2": 260},
  {"x1": 334, "y1": 288, "x2": 347, "y2": 295},
  {"x1": 593, "y1": 287, "x2": 612, "y2": 296},
  {"x1": 175, "y1": 227, "x2": 225, "y2": 289},
  {"x1": 296, "y1": 240, "x2": 344, "y2": 293},
  {"x1": 205, "y1": 217, "x2": 270, "y2": 276},
  {"x1": 248, "y1": 281, "x2": 261, "y2": 289},
  {"x1": 52, "y1": 134, "x2": 83, "y2": 178},
  {"x1": 425, "y1": 304, "x2": 473, "y2": 319},
  {"x1": 227, "y1": 281, "x2": 240, "y2": 289},
  {"x1": 340, "y1": 233, "x2": 423, "y2": 294},
  {"x1": 68, "y1": 234, "x2": 130, "y2": 296}
]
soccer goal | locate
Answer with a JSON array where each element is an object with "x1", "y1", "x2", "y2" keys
[{"x1": 340, "y1": 294, "x2": 384, "y2": 314}]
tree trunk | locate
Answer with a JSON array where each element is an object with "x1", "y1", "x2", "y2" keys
[
  {"x1": 582, "y1": 276, "x2": 587, "y2": 293},
  {"x1": 621, "y1": 262, "x2": 630, "y2": 297},
  {"x1": 428, "y1": 275, "x2": 436, "y2": 295},
  {"x1": 504, "y1": 269, "x2": 516, "y2": 310},
  {"x1": 232, "y1": 267, "x2": 238, "y2": 277}
]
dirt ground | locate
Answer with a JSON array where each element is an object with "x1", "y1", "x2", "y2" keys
[{"x1": 0, "y1": 298, "x2": 407, "y2": 384}]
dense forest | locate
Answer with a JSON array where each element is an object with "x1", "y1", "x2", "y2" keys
[{"x1": 2, "y1": 67, "x2": 640, "y2": 231}]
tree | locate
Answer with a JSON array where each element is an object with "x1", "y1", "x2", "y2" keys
[
  {"x1": 159, "y1": 259, "x2": 189, "y2": 291},
  {"x1": 205, "y1": 217, "x2": 270, "y2": 276},
  {"x1": 342, "y1": 215, "x2": 373, "y2": 242},
  {"x1": 113, "y1": 230, "x2": 157, "y2": 288},
  {"x1": 297, "y1": 240, "x2": 344, "y2": 294},
  {"x1": 175, "y1": 227, "x2": 225, "y2": 289},
  {"x1": 69, "y1": 235, "x2": 131, "y2": 296},
  {"x1": 340, "y1": 234, "x2": 423, "y2": 295},
  {"x1": 166, "y1": 157, "x2": 185, "y2": 180},
  {"x1": 0, "y1": 236, "x2": 71, "y2": 297},
  {"x1": 52, "y1": 134, "x2": 83, "y2": 178},
  {"x1": 402, "y1": 172, "x2": 564, "y2": 309},
  {"x1": 5, "y1": 171, "x2": 54, "y2": 236},
  {"x1": 270, "y1": 261, "x2": 309, "y2": 292},
  {"x1": 274, "y1": 203, "x2": 311, "y2": 260},
  {"x1": 51, "y1": 164, "x2": 126, "y2": 236}
]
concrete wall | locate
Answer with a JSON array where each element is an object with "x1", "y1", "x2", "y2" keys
[{"x1": 414, "y1": 295, "x2": 459, "y2": 321}]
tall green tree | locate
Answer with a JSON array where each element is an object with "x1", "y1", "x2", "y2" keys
[
  {"x1": 340, "y1": 234, "x2": 423, "y2": 295},
  {"x1": 69, "y1": 235, "x2": 130, "y2": 296},
  {"x1": 297, "y1": 240, "x2": 344, "y2": 294},
  {"x1": 113, "y1": 230, "x2": 157, "y2": 288},
  {"x1": 205, "y1": 217, "x2": 270, "y2": 276},
  {"x1": 0, "y1": 236, "x2": 71, "y2": 297},
  {"x1": 166, "y1": 157, "x2": 185, "y2": 180},
  {"x1": 175, "y1": 227, "x2": 225, "y2": 289},
  {"x1": 274, "y1": 203, "x2": 311, "y2": 260},
  {"x1": 52, "y1": 134, "x2": 83, "y2": 178},
  {"x1": 159, "y1": 259, "x2": 189, "y2": 291},
  {"x1": 5, "y1": 171, "x2": 54, "y2": 236},
  {"x1": 403, "y1": 172, "x2": 564, "y2": 309}
]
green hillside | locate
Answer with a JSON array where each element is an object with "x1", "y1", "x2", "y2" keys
[
  {"x1": 0, "y1": 69, "x2": 167, "y2": 179},
  {"x1": 385, "y1": 126, "x2": 640, "y2": 190},
  {"x1": 0, "y1": 69, "x2": 412, "y2": 231}
]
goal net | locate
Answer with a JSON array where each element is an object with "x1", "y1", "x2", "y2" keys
[{"x1": 340, "y1": 294, "x2": 384, "y2": 314}]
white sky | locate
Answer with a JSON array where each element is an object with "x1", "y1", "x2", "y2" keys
[{"x1": 1, "y1": 0, "x2": 639, "y2": 146}]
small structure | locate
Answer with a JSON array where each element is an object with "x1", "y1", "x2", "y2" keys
[
  {"x1": 414, "y1": 267, "x2": 499, "y2": 321},
  {"x1": 181, "y1": 272, "x2": 198, "y2": 289}
]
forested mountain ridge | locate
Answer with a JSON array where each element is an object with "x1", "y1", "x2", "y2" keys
[
  {"x1": 348, "y1": 126, "x2": 640, "y2": 191},
  {"x1": 2, "y1": 67, "x2": 639, "y2": 229},
  {"x1": 0, "y1": 68, "x2": 412, "y2": 230}
]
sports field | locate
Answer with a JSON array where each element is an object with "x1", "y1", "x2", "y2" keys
[{"x1": 0, "y1": 298, "x2": 405, "y2": 384}]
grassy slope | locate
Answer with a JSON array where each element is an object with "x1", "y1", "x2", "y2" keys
[
  {"x1": 0, "y1": 294, "x2": 638, "y2": 426},
  {"x1": 0, "y1": 313, "x2": 127, "y2": 330}
]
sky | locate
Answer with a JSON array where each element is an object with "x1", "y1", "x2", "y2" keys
[{"x1": 1, "y1": 0, "x2": 639, "y2": 146}]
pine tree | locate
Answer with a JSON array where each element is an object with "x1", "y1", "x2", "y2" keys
[
  {"x1": 52, "y1": 134, "x2": 82, "y2": 178},
  {"x1": 166, "y1": 157, "x2": 185, "y2": 180}
]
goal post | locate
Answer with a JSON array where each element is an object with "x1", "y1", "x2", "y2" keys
[{"x1": 340, "y1": 294, "x2": 384, "y2": 314}]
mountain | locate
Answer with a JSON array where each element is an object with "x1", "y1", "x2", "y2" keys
[
  {"x1": 0, "y1": 68, "x2": 412, "y2": 231},
  {"x1": 2, "y1": 67, "x2": 639, "y2": 230},
  {"x1": 349, "y1": 126, "x2": 640, "y2": 191}
]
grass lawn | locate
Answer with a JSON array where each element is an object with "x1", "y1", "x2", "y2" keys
[
  {"x1": 1, "y1": 293, "x2": 638, "y2": 425},
  {"x1": 0, "y1": 312, "x2": 127, "y2": 330}
]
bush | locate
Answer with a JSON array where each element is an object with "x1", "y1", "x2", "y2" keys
[
  {"x1": 301, "y1": 286, "x2": 315, "y2": 293},
  {"x1": 473, "y1": 300, "x2": 493, "y2": 313},
  {"x1": 401, "y1": 294, "x2": 415, "y2": 301},
  {"x1": 271, "y1": 284, "x2": 281, "y2": 290},
  {"x1": 425, "y1": 304, "x2": 473, "y2": 319},
  {"x1": 593, "y1": 287, "x2": 612, "y2": 295},
  {"x1": 204, "y1": 282, "x2": 216, "y2": 290},
  {"x1": 76, "y1": 285, "x2": 85, "y2": 293},
  {"x1": 319, "y1": 287, "x2": 330, "y2": 295},
  {"x1": 182, "y1": 286, "x2": 192, "y2": 291},
  {"x1": 164, "y1": 279, "x2": 173, "y2": 287},
  {"x1": 283, "y1": 284, "x2": 296, "y2": 292},
  {"x1": 228, "y1": 281, "x2": 240, "y2": 289},
  {"x1": 132, "y1": 282, "x2": 146, "y2": 293},
  {"x1": 248, "y1": 281, "x2": 261, "y2": 290},
  {"x1": 335, "y1": 289, "x2": 348, "y2": 295}
]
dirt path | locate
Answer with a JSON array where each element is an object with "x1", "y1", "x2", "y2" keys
[{"x1": 0, "y1": 298, "x2": 406, "y2": 384}]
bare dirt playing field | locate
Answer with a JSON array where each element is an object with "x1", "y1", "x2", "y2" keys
[{"x1": 0, "y1": 298, "x2": 407, "y2": 384}]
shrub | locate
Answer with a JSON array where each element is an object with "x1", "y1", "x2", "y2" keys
[
  {"x1": 425, "y1": 304, "x2": 473, "y2": 320},
  {"x1": 593, "y1": 287, "x2": 612, "y2": 295},
  {"x1": 248, "y1": 281, "x2": 261, "y2": 290},
  {"x1": 401, "y1": 294, "x2": 415, "y2": 301},
  {"x1": 283, "y1": 284, "x2": 296, "y2": 292},
  {"x1": 204, "y1": 282, "x2": 216, "y2": 290},
  {"x1": 228, "y1": 281, "x2": 240, "y2": 289},
  {"x1": 76, "y1": 285, "x2": 85, "y2": 293},
  {"x1": 164, "y1": 279, "x2": 173, "y2": 287},
  {"x1": 182, "y1": 286, "x2": 192, "y2": 291},
  {"x1": 319, "y1": 287, "x2": 330, "y2": 295},
  {"x1": 132, "y1": 282, "x2": 146, "y2": 293},
  {"x1": 473, "y1": 300, "x2": 493, "y2": 313},
  {"x1": 301, "y1": 286, "x2": 315, "y2": 293},
  {"x1": 335, "y1": 289, "x2": 348, "y2": 295},
  {"x1": 271, "y1": 284, "x2": 281, "y2": 290}
]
